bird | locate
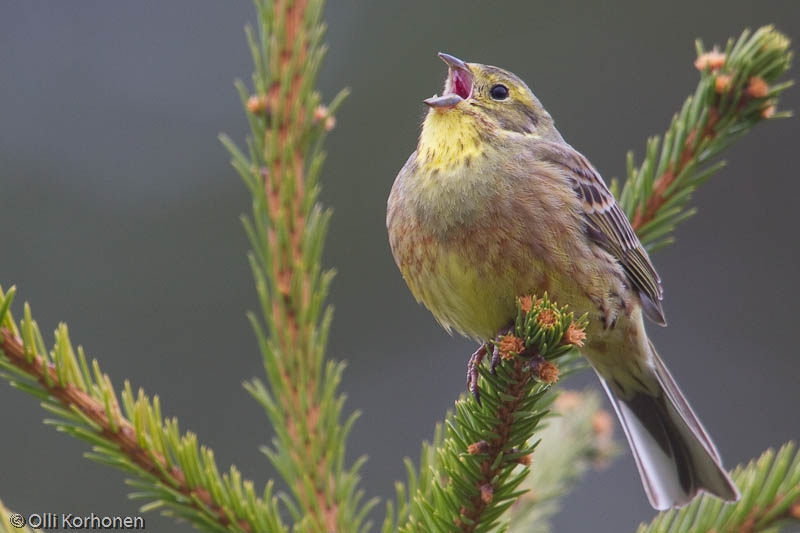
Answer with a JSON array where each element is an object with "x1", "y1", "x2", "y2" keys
[{"x1": 386, "y1": 52, "x2": 740, "y2": 510}]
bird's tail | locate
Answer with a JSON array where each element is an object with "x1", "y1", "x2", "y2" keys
[{"x1": 596, "y1": 340, "x2": 740, "y2": 510}]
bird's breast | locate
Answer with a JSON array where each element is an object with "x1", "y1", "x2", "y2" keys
[
  {"x1": 387, "y1": 145, "x2": 628, "y2": 341},
  {"x1": 388, "y1": 179, "x2": 555, "y2": 339}
]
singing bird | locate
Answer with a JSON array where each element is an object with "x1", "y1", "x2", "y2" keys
[{"x1": 386, "y1": 53, "x2": 739, "y2": 510}]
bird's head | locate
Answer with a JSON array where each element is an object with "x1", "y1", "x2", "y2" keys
[{"x1": 423, "y1": 53, "x2": 557, "y2": 139}]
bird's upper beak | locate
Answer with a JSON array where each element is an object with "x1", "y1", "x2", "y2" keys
[{"x1": 424, "y1": 52, "x2": 473, "y2": 109}]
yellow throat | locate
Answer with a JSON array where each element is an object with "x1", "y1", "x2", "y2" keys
[{"x1": 418, "y1": 108, "x2": 486, "y2": 173}]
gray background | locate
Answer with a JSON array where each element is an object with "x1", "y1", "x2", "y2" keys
[{"x1": 1, "y1": 2, "x2": 798, "y2": 531}]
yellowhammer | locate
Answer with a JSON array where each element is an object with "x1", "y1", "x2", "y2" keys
[{"x1": 386, "y1": 53, "x2": 739, "y2": 510}]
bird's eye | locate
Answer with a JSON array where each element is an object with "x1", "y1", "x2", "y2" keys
[{"x1": 489, "y1": 84, "x2": 509, "y2": 101}]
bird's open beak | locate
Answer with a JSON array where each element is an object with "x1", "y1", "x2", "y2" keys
[{"x1": 424, "y1": 52, "x2": 473, "y2": 109}]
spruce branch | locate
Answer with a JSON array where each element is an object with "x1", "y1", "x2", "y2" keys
[
  {"x1": 614, "y1": 26, "x2": 793, "y2": 249},
  {"x1": 1, "y1": 0, "x2": 363, "y2": 530},
  {"x1": 387, "y1": 390, "x2": 616, "y2": 533},
  {"x1": 0, "y1": 286, "x2": 284, "y2": 533},
  {"x1": 392, "y1": 296, "x2": 588, "y2": 533},
  {"x1": 382, "y1": 423, "x2": 444, "y2": 533},
  {"x1": 639, "y1": 442, "x2": 800, "y2": 533},
  {"x1": 506, "y1": 390, "x2": 618, "y2": 533},
  {"x1": 220, "y1": 0, "x2": 366, "y2": 531}
]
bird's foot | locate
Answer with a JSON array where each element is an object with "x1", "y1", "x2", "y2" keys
[
  {"x1": 490, "y1": 343, "x2": 501, "y2": 375},
  {"x1": 467, "y1": 325, "x2": 516, "y2": 405},
  {"x1": 467, "y1": 343, "x2": 488, "y2": 406}
]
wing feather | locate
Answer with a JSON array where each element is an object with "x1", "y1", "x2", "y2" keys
[{"x1": 538, "y1": 141, "x2": 666, "y2": 325}]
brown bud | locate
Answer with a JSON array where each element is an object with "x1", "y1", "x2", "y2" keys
[
  {"x1": 564, "y1": 322, "x2": 586, "y2": 347},
  {"x1": 746, "y1": 76, "x2": 769, "y2": 98},
  {"x1": 591, "y1": 410, "x2": 614, "y2": 439},
  {"x1": 762, "y1": 105, "x2": 776, "y2": 119},
  {"x1": 537, "y1": 361, "x2": 559, "y2": 384},
  {"x1": 479, "y1": 483, "x2": 493, "y2": 504},
  {"x1": 313, "y1": 105, "x2": 337, "y2": 131},
  {"x1": 695, "y1": 49, "x2": 726, "y2": 71},
  {"x1": 536, "y1": 308, "x2": 558, "y2": 328},
  {"x1": 467, "y1": 440, "x2": 490, "y2": 455},
  {"x1": 518, "y1": 454, "x2": 533, "y2": 466},
  {"x1": 246, "y1": 94, "x2": 269, "y2": 114},
  {"x1": 715, "y1": 74, "x2": 733, "y2": 93},
  {"x1": 497, "y1": 334, "x2": 525, "y2": 360},
  {"x1": 554, "y1": 390, "x2": 583, "y2": 411},
  {"x1": 455, "y1": 506, "x2": 469, "y2": 527},
  {"x1": 519, "y1": 295, "x2": 534, "y2": 313}
]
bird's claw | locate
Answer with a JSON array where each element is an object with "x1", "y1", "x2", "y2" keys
[
  {"x1": 467, "y1": 325, "x2": 515, "y2": 404},
  {"x1": 467, "y1": 343, "x2": 488, "y2": 406},
  {"x1": 490, "y1": 343, "x2": 501, "y2": 375},
  {"x1": 526, "y1": 353, "x2": 547, "y2": 375}
]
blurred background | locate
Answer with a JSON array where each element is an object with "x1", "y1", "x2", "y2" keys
[{"x1": 1, "y1": 1, "x2": 798, "y2": 531}]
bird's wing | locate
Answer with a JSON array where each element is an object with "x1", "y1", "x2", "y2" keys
[{"x1": 538, "y1": 141, "x2": 666, "y2": 325}]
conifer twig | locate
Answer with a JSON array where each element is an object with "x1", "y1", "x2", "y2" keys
[
  {"x1": 0, "y1": 330, "x2": 243, "y2": 530},
  {"x1": 618, "y1": 26, "x2": 793, "y2": 249},
  {"x1": 221, "y1": 0, "x2": 365, "y2": 531},
  {"x1": 393, "y1": 296, "x2": 588, "y2": 533},
  {"x1": 506, "y1": 390, "x2": 618, "y2": 533},
  {"x1": 2, "y1": 0, "x2": 364, "y2": 530},
  {"x1": 0, "y1": 287, "x2": 283, "y2": 532},
  {"x1": 639, "y1": 442, "x2": 800, "y2": 533}
]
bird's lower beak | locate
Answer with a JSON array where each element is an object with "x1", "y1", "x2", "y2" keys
[
  {"x1": 423, "y1": 52, "x2": 473, "y2": 109},
  {"x1": 424, "y1": 94, "x2": 463, "y2": 108}
]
